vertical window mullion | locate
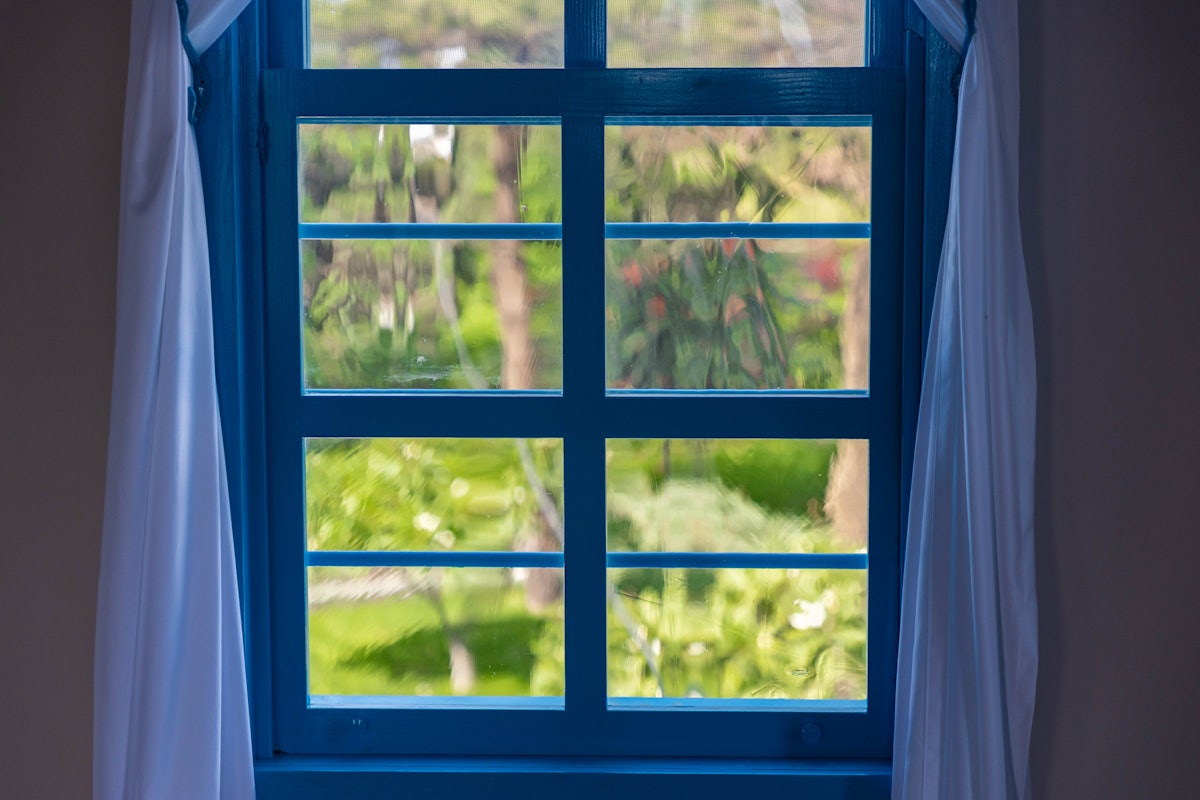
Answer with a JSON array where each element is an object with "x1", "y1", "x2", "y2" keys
[
  {"x1": 262, "y1": 85, "x2": 311, "y2": 746},
  {"x1": 564, "y1": 0, "x2": 606, "y2": 68},
  {"x1": 561, "y1": 110, "x2": 608, "y2": 725}
]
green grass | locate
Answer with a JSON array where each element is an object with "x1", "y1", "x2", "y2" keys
[{"x1": 308, "y1": 576, "x2": 562, "y2": 697}]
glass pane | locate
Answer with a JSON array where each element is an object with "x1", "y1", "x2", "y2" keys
[
  {"x1": 306, "y1": 438, "x2": 564, "y2": 551},
  {"x1": 608, "y1": 568, "x2": 866, "y2": 700},
  {"x1": 309, "y1": 567, "x2": 564, "y2": 698},
  {"x1": 606, "y1": 125, "x2": 871, "y2": 224},
  {"x1": 607, "y1": 439, "x2": 867, "y2": 553},
  {"x1": 303, "y1": 239, "x2": 562, "y2": 389},
  {"x1": 608, "y1": 0, "x2": 865, "y2": 68},
  {"x1": 300, "y1": 124, "x2": 561, "y2": 224},
  {"x1": 606, "y1": 239, "x2": 868, "y2": 390},
  {"x1": 309, "y1": 0, "x2": 564, "y2": 68}
]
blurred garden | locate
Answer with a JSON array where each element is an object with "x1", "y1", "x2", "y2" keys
[{"x1": 299, "y1": 0, "x2": 872, "y2": 704}]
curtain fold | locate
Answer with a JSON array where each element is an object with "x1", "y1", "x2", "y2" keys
[
  {"x1": 95, "y1": 0, "x2": 253, "y2": 797},
  {"x1": 893, "y1": 1, "x2": 1037, "y2": 798}
]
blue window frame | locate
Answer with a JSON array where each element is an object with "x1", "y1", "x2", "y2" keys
[{"x1": 197, "y1": 0, "x2": 958, "y2": 793}]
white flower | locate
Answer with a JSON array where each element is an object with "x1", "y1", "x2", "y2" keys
[
  {"x1": 788, "y1": 600, "x2": 827, "y2": 630},
  {"x1": 414, "y1": 511, "x2": 441, "y2": 532}
]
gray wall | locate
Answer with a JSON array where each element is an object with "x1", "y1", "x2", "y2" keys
[
  {"x1": 0, "y1": 1, "x2": 1196, "y2": 797},
  {"x1": 0, "y1": 0, "x2": 125, "y2": 797},
  {"x1": 1023, "y1": 2, "x2": 1200, "y2": 797}
]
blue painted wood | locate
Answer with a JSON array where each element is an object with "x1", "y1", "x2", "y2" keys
[
  {"x1": 299, "y1": 223, "x2": 562, "y2": 240},
  {"x1": 606, "y1": 552, "x2": 868, "y2": 570},
  {"x1": 900, "y1": 26, "x2": 928, "y2": 545},
  {"x1": 297, "y1": 222, "x2": 871, "y2": 241},
  {"x1": 871, "y1": 0, "x2": 905, "y2": 67},
  {"x1": 262, "y1": 62, "x2": 313, "y2": 754},
  {"x1": 264, "y1": 68, "x2": 902, "y2": 118},
  {"x1": 307, "y1": 550, "x2": 564, "y2": 569},
  {"x1": 245, "y1": 0, "x2": 928, "y2": 770},
  {"x1": 310, "y1": 695, "x2": 565, "y2": 710},
  {"x1": 606, "y1": 222, "x2": 869, "y2": 240},
  {"x1": 290, "y1": 393, "x2": 876, "y2": 439},
  {"x1": 862, "y1": 77, "x2": 905, "y2": 741},
  {"x1": 196, "y1": 4, "x2": 277, "y2": 759},
  {"x1": 565, "y1": 0, "x2": 604, "y2": 68},
  {"x1": 606, "y1": 697, "x2": 868, "y2": 712},
  {"x1": 255, "y1": 756, "x2": 891, "y2": 800},
  {"x1": 561, "y1": 114, "x2": 610, "y2": 723},
  {"x1": 264, "y1": 0, "x2": 302, "y2": 69}
]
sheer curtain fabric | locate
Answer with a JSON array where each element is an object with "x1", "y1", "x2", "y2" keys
[
  {"x1": 893, "y1": 1, "x2": 1038, "y2": 798},
  {"x1": 95, "y1": 0, "x2": 253, "y2": 797}
]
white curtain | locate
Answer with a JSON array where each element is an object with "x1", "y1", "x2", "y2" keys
[
  {"x1": 893, "y1": 1, "x2": 1037, "y2": 798},
  {"x1": 95, "y1": 0, "x2": 254, "y2": 797}
]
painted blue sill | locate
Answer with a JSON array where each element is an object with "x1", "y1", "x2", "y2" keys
[{"x1": 255, "y1": 755, "x2": 891, "y2": 799}]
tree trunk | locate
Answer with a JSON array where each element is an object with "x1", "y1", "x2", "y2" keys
[
  {"x1": 492, "y1": 126, "x2": 563, "y2": 608},
  {"x1": 824, "y1": 248, "x2": 870, "y2": 548},
  {"x1": 491, "y1": 126, "x2": 537, "y2": 391}
]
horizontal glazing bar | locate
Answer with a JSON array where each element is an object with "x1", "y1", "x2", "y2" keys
[
  {"x1": 308, "y1": 550, "x2": 564, "y2": 568},
  {"x1": 310, "y1": 695, "x2": 565, "y2": 710},
  {"x1": 605, "y1": 552, "x2": 867, "y2": 570},
  {"x1": 606, "y1": 223, "x2": 869, "y2": 240},
  {"x1": 267, "y1": 67, "x2": 902, "y2": 118},
  {"x1": 293, "y1": 393, "x2": 875, "y2": 439},
  {"x1": 299, "y1": 223, "x2": 562, "y2": 240},
  {"x1": 606, "y1": 697, "x2": 868, "y2": 712},
  {"x1": 308, "y1": 695, "x2": 867, "y2": 711},
  {"x1": 298, "y1": 223, "x2": 870, "y2": 241}
]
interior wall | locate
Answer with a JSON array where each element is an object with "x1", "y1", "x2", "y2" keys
[
  {"x1": 0, "y1": 1, "x2": 126, "y2": 798},
  {"x1": 1022, "y1": 1, "x2": 1200, "y2": 797},
  {"x1": 0, "y1": 1, "x2": 1197, "y2": 798}
]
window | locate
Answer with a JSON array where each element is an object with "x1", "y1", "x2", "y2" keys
[{"x1": 200, "y1": 0, "x2": 953, "y2": 792}]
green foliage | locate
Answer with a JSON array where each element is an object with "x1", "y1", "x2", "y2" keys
[
  {"x1": 300, "y1": 3, "x2": 872, "y2": 707},
  {"x1": 306, "y1": 438, "x2": 562, "y2": 552},
  {"x1": 607, "y1": 566, "x2": 866, "y2": 700},
  {"x1": 299, "y1": 124, "x2": 563, "y2": 389},
  {"x1": 605, "y1": 125, "x2": 871, "y2": 390}
]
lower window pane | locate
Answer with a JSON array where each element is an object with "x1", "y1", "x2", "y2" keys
[
  {"x1": 607, "y1": 568, "x2": 866, "y2": 701},
  {"x1": 308, "y1": 566, "x2": 565, "y2": 699},
  {"x1": 608, "y1": 438, "x2": 868, "y2": 552}
]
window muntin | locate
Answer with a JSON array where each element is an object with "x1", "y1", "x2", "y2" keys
[{"x1": 261, "y1": 1, "x2": 906, "y2": 761}]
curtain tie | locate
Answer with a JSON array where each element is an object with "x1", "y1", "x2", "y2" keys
[{"x1": 175, "y1": 0, "x2": 211, "y2": 124}]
